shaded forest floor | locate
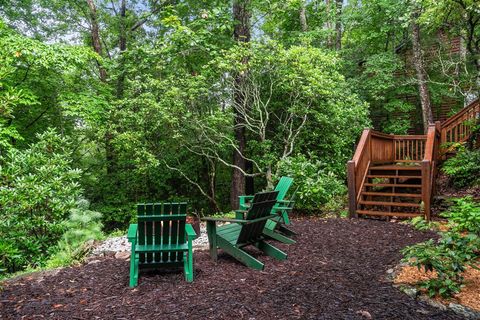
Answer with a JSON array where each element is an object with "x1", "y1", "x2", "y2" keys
[{"x1": 0, "y1": 218, "x2": 463, "y2": 319}]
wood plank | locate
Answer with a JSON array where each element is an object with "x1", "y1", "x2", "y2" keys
[
  {"x1": 145, "y1": 204, "x2": 153, "y2": 263},
  {"x1": 359, "y1": 200, "x2": 420, "y2": 207},
  {"x1": 369, "y1": 165, "x2": 421, "y2": 170},
  {"x1": 177, "y1": 203, "x2": 187, "y2": 263},
  {"x1": 170, "y1": 203, "x2": 179, "y2": 262},
  {"x1": 362, "y1": 192, "x2": 422, "y2": 198},
  {"x1": 162, "y1": 203, "x2": 171, "y2": 262},
  {"x1": 153, "y1": 203, "x2": 162, "y2": 262},
  {"x1": 356, "y1": 210, "x2": 422, "y2": 218},
  {"x1": 137, "y1": 204, "x2": 146, "y2": 264},
  {"x1": 364, "y1": 183, "x2": 422, "y2": 188},
  {"x1": 367, "y1": 175, "x2": 421, "y2": 179}
]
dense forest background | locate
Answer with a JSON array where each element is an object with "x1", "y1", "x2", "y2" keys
[{"x1": 0, "y1": 0, "x2": 478, "y2": 273}]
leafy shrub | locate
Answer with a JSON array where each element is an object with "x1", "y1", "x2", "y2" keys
[
  {"x1": 0, "y1": 129, "x2": 82, "y2": 273},
  {"x1": 408, "y1": 216, "x2": 439, "y2": 231},
  {"x1": 442, "y1": 146, "x2": 480, "y2": 188},
  {"x1": 276, "y1": 155, "x2": 347, "y2": 210},
  {"x1": 442, "y1": 196, "x2": 480, "y2": 234},
  {"x1": 47, "y1": 199, "x2": 103, "y2": 268},
  {"x1": 402, "y1": 232, "x2": 480, "y2": 297}
]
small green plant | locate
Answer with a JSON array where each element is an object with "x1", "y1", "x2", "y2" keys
[
  {"x1": 409, "y1": 216, "x2": 438, "y2": 231},
  {"x1": 442, "y1": 146, "x2": 480, "y2": 188},
  {"x1": 402, "y1": 232, "x2": 480, "y2": 298},
  {"x1": 211, "y1": 211, "x2": 236, "y2": 219},
  {"x1": 441, "y1": 196, "x2": 480, "y2": 234},
  {"x1": 46, "y1": 199, "x2": 103, "y2": 268}
]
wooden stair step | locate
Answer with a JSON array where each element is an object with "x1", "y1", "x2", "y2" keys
[
  {"x1": 359, "y1": 200, "x2": 420, "y2": 207},
  {"x1": 357, "y1": 210, "x2": 422, "y2": 218},
  {"x1": 362, "y1": 192, "x2": 422, "y2": 198},
  {"x1": 367, "y1": 175, "x2": 421, "y2": 179},
  {"x1": 369, "y1": 165, "x2": 421, "y2": 170},
  {"x1": 364, "y1": 183, "x2": 422, "y2": 188}
]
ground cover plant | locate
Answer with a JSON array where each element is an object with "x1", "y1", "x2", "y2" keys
[{"x1": 402, "y1": 197, "x2": 480, "y2": 298}]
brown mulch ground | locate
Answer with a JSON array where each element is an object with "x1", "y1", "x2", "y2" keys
[{"x1": 0, "y1": 218, "x2": 464, "y2": 320}]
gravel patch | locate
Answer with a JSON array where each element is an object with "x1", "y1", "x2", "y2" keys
[{"x1": 91, "y1": 224, "x2": 209, "y2": 258}]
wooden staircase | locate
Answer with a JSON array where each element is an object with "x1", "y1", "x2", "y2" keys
[
  {"x1": 348, "y1": 99, "x2": 480, "y2": 220},
  {"x1": 357, "y1": 164, "x2": 423, "y2": 218}
]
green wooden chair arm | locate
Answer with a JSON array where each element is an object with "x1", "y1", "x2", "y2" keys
[
  {"x1": 235, "y1": 209, "x2": 247, "y2": 220},
  {"x1": 202, "y1": 217, "x2": 246, "y2": 224},
  {"x1": 202, "y1": 214, "x2": 277, "y2": 225},
  {"x1": 185, "y1": 223, "x2": 197, "y2": 240},
  {"x1": 277, "y1": 200, "x2": 294, "y2": 204},
  {"x1": 127, "y1": 224, "x2": 138, "y2": 242},
  {"x1": 238, "y1": 195, "x2": 254, "y2": 200},
  {"x1": 274, "y1": 206, "x2": 292, "y2": 211}
]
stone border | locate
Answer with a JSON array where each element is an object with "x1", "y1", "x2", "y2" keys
[{"x1": 386, "y1": 263, "x2": 480, "y2": 319}]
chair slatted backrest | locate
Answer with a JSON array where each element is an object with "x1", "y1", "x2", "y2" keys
[
  {"x1": 237, "y1": 191, "x2": 278, "y2": 244},
  {"x1": 137, "y1": 202, "x2": 187, "y2": 263},
  {"x1": 274, "y1": 176, "x2": 294, "y2": 201}
]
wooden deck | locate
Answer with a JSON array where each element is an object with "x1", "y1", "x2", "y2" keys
[{"x1": 348, "y1": 99, "x2": 480, "y2": 220}]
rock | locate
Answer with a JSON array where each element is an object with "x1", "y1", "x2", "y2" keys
[
  {"x1": 87, "y1": 259, "x2": 101, "y2": 265},
  {"x1": 448, "y1": 303, "x2": 480, "y2": 319},
  {"x1": 386, "y1": 268, "x2": 394, "y2": 274},
  {"x1": 418, "y1": 295, "x2": 447, "y2": 311},
  {"x1": 401, "y1": 286, "x2": 418, "y2": 299},
  {"x1": 415, "y1": 308, "x2": 430, "y2": 315},
  {"x1": 115, "y1": 251, "x2": 130, "y2": 260},
  {"x1": 355, "y1": 310, "x2": 372, "y2": 319}
]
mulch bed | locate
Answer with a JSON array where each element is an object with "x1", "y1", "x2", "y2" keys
[{"x1": 0, "y1": 218, "x2": 463, "y2": 320}]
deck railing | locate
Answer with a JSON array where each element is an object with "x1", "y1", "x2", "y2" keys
[
  {"x1": 441, "y1": 99, "x2": 480, "y2": 145},
  {"x1": 347, "y1": 129, "x2": 429, "y2": 217},
  {"x1": 348, "y1": 98, "x2": 479, "y2": 221},
  {"x1": 421, "y1": 123, "x2": 441, "y2": 221}
]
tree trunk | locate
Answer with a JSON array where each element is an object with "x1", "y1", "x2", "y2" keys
[
  {"x1": 325, "y1": 0, "x2": 333, "y2": 48},
  {"x1": 230, "y1": 0, "x2": 250, "y2": 210},
  {"x1": 116, "y1": 0, "x2": 127, "y2": 99},
  {"x1": 299, "y1": 1, "x2": 308, "y2": 32},
  {"x1": 335, "y1": 0, "x2": 342, "y2": 50},
  {"x1": 86, "y1": 0, "x2": 106, "y2": 81},
  {"x1": 411, "y1": 11, "x2": 434, "y2": 133}
]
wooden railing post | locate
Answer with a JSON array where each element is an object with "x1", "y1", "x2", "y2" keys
[
  {"x1": 421, "y1": 160, "x2": 431, "y2": 221},
  {"x1": 347, "y1": 161, "x2": 357, "y2": 218}
]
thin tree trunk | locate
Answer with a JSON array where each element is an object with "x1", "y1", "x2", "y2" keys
[
  {"x1": 411, "y1": 10, "x2": 434, "y2": 132},
  {"x1": 299, "y1": 1, "x2": 308, "y2": 32},
  {"x1": 116, "y1": 0, "x2": 127, "y2": 99},
  {"x1": 335, "y1": 0, "x2": 342, "y2": 50},
  {"x1": 230, "y1": 0, "x2": 250, "y2": 210},
  {"x1": 325, "y1": 0, "x2": 333, "y2": 48},
  {"x1": 86, "y1": 0, "x2": 106, "y2": 81}
]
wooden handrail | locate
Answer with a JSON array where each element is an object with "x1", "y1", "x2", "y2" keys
[
  {"x1": 441, "y1": 99, "x2": 480, "y2": 146},
  {"x1": 423, "y1": 125, "x2": 437, "y2": 162},
  {"x1": 441, "y1": 99, "x2": 479, "y2": 128},
  {"x1": 352, "y1": 129, "x2": 372, "y2": 164}
]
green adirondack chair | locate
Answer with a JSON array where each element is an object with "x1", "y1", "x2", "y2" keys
[
  {"x1": 127, "y1": 202, "x2": 197, "y2": 287},
  {"x1": 203, "y1": 191, "x2": 287, "y2": 270},
  {"x1": 238, "y1": 177, "x2": 297, "y2": 244}
]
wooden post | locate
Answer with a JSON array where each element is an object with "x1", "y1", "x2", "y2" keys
[
  {"x1": 421, "y1": 160, "x2": 431, "y2": 221},
  {"x1": 347, "y1": 161, "x2": 357, "y2": 218}
]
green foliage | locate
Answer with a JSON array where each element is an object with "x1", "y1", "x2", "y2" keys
[
  {"x1": 402, "y1": 232, "x2": 480, "y2": 297},
  {"x1": 442, "y1": 146, "x2": 480, "y2": 188},
  {"x1": 441, "y1": 196, "x2": 480, "y2": 234},
  {"x1": 47, "y1": 199, "x2": 103, "y2": 268},
  {"x1": 277, "y1": 155, "x2": 347, "y2": 210},
  {"x1": 0, "y1": 129, "x2": 82, "y2": 273},
  {"x1": 408, "y1": 216, "x2": 439, "y2": 231}
]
